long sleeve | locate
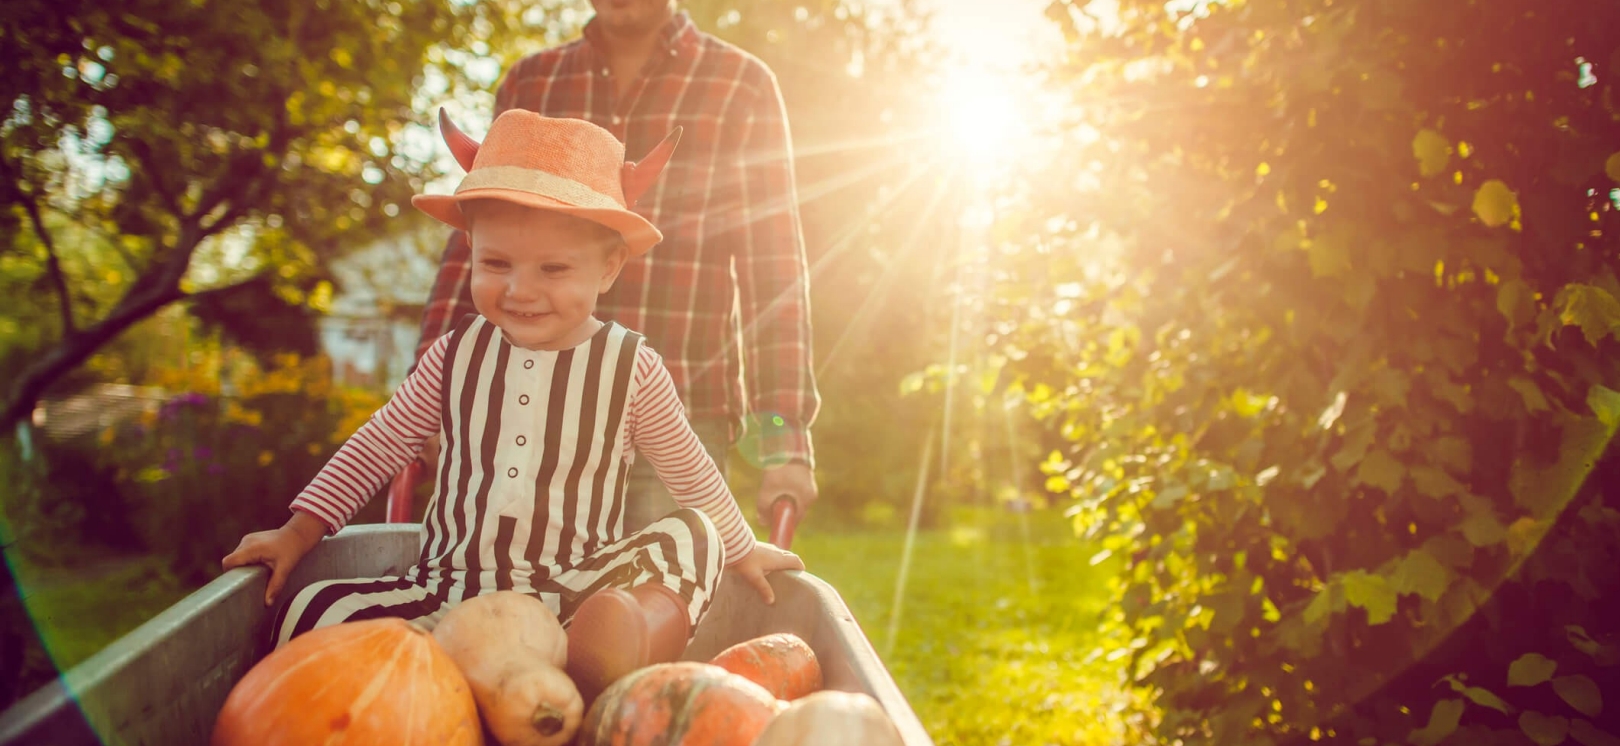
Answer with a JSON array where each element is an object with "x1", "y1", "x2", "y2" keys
[
  {"x1": 730, "y1": 65, "x2": 820, "y2": 468},
  {"x1": 628, "y1": 346, "x2": 757, "y2": 565},
  {"x1": 292, "y1": 334, "x2": 450, "y2": 533}
]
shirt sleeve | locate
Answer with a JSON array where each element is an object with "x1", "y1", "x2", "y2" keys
[
  {"x1": 292, "y1": 333, "x2": 450, "y2": 533},
  {"x1": 627, "y1": 345, "x2": 758, "y2": 565},
  {"x1": 730, "y1": 63, "x2": 821, "y2": 469}
]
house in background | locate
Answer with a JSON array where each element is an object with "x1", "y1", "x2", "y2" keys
[{"x1": 317, "y1": 227, "x2": 445, "y2": 391}]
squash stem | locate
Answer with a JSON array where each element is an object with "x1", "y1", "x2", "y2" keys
[{"x1": 533, "y1": 705, "x2": 566, "y2": 736}]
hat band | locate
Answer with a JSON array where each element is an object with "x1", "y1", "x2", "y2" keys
[{"x1": 454, "y1": 166, "x2": 625, "y2": 210}]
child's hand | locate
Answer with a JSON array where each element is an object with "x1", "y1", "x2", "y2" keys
[
  {"x1": 221, "y1": 511, "x2": 327, "y2": 607},
  {"x1": 731, "y1": 543, "x2": 805, "y2": 605}
]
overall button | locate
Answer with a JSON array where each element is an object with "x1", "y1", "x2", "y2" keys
[
  {"x1": 507, "y1": 467, "x2": 519, "y2": 478},
  {"x1": 516, "y1": 435, "x2": 526, "y2": 446},
  {"x1": 611, "y1": 115, "x2": 623, "y2": 125},
  {"x1": 518, "y1": 394, "x2": 530, "y2": 405},
  {"x1": 523, "y1": 359, "x2": 534, "y2": 369}
]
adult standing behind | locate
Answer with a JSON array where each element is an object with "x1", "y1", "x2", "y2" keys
[{"x1": 415, "y1": 0, "x2": 820, "y2": 532}]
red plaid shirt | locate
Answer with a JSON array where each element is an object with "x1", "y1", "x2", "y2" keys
[{"x1": 416, "y1": 12, "x2": 818, "y2": 467}]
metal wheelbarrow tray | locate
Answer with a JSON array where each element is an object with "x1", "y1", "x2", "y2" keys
[{"x1": 0, "y1": 522, "x2": 933, "y2": 745}]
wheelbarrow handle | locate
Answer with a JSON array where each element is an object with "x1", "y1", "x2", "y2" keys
[
  {"x1": 386, "y1": 459, "x2": 423, "y2": 524},
  {"x1": 769, "y1": 495, "x2": 800, "y2": 550}
]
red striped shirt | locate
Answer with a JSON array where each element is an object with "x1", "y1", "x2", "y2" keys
[{"x1": 292, "y1": 331, "x2": 758, "y2": 565}]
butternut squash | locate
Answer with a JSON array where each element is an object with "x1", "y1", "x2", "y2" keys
[{"x1": 433, "y1": 591, "x2": 580, "y2": 746}]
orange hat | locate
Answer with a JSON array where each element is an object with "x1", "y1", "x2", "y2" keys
[{"x1": 413, "y1": 108, "x2": 681, "y2": 256}]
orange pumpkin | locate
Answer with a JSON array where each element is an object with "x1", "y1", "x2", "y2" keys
[
  {"x1": 211, "y1": 618, "x2": 482, "y2": 746},
  {"x1": 578, "y1": 662, "x2": 778, "y2": 746},
  {"x1": 753, "y1": 690, "x2": 904, "y2": 746},
  {"x1": 710, "y1": 633, "x2": 822, "y2": 701}
]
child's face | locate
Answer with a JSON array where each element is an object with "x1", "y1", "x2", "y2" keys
[{"x1": 466, "y1": 202, "x2": 629, "y2": 350}]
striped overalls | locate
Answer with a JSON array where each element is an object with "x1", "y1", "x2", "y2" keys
[{"x1": 272, "y1": 317, "x2": 723, "y2": 648}]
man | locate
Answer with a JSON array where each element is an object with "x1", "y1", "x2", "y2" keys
[{"x1": 415, "y1": 0, "x2": 820, "y2": 532}]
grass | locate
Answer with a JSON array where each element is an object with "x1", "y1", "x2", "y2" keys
[
  {"x1": 790, "y1": 507, "x2": 1143, "y2": 746},
  {"x1": 3, "y1": 552, "x2": 191, "y2": 705}
]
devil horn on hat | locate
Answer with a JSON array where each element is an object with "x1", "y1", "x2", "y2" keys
[
  {"x1": 621, "y1": 126, "x2": 683, "y2": 208},
  {"x1": 438, "y1": 108, "x2": 481, "y2": 173}
]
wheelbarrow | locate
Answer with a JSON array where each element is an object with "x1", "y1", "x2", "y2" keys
[{"x1": 0, "y1": 460, "x2": 932, "y2": 745}]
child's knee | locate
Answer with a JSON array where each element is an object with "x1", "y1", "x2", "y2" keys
[{"x1": 662, "y1": 507, "x2": 719, "y2": 545}]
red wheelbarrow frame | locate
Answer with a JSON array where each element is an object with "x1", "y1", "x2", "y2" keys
[{"x1": 384, "y1": 458, "x2": 802, "y2": 548}]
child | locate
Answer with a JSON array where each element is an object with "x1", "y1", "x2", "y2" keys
[{"x1": 221, "y1": 109, "x2": 804, "y2": 701}]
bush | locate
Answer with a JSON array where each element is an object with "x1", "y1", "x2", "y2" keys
[
  {"x1": 96, "y1": 354, "x2": 386, "y2": 584},
  {"x1": 984, "y1": 0, "x2": 1620, "y2": 742}
]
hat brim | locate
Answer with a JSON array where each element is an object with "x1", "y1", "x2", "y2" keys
[{"x1": 412, "y1": 188, "x2": 663, "y2": 256}]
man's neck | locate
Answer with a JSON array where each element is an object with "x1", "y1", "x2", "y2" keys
[{"x1": 597, "y1": 14, "x2": 673, "y2": 67}]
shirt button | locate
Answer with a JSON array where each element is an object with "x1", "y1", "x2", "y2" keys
[
  {"x1": 518, "y1": 394, "x2": 530, "y2": 405},
  {"x1": 668, "y1": 48, "x2": 677, "y2": 57},
  {"x1": 507, "y1": 467, "x2": 518, "y2": 478},
  {"x1": 600, "y1": 68, "x2": 610, "y2": 76},
  {"x1": 611, "y1": 115, "x2": 623, "y2": 125},
  {"x1": 516, "y1": 435, "x2": 527, "y2": 446},
  {"x1": 523, "y1": 359, "x2": 534, "y2": 369}
]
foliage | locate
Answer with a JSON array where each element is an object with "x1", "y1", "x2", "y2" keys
[
  {"x1": 795, "y1": 508, "x2": 1149, "y2": 746},
  {"x1": 969, "y1": 0, "x2": 1620, "y2": 742},
  {"x1": 0, "y1": 0, "x2": 559, "y2": 428}
]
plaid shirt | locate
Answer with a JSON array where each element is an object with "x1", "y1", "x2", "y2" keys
[{"x1": 416, "y1": 12, "x2": 819, "y2": 467}]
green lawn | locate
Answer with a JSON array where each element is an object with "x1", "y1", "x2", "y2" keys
[{"x1": 791, "y1": 508, "x2": 1145, "y2": 746}]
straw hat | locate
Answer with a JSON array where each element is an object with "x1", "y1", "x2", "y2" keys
[{"x1": 413, "y1": 108, "x2": 681, "y2": 256}]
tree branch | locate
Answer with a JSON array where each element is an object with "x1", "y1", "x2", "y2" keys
[
  {"x1": 0, "y1": 274, "x2": 265, "y2": 432},
  {"x1": 0, "y1": 155, "x2": 76, "y2": 334}
]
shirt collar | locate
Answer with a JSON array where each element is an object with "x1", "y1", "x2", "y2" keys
[{"x1": 583, "y1": 10, "x2": 699, "y2": 60}]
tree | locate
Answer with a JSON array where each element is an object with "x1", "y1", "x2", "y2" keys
[
  {"x1": 0, "y1": 0, "x2": 553, "y2": 429},
  {"x1": 975, "y1": 0, "x2": 1620, "y2": 742}
]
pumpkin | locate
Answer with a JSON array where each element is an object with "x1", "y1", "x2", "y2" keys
[
  {"x1": 752, "y1": 690, "x2": 904, "y2": 746},
  {"x1": 709, "y1": 632, "x2": 822, "y2": 701},
  {"x1": 578, "y1": 662, "x2": 779, "y2": 746},
  {"x1": 211, "y1": 618, "x2": 482, "y2": 746},
  {"x1": 433, "y1": 591, "x2": 581, "y2": 746}
]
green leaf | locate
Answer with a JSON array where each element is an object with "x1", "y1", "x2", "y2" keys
[
  {"x1": 1409, "y1": 699, "x2": 1466, "y2": 746},
  {"x1": 1511, "y1": 414, "x2": 1618, "y2": 519},
  {"x1": 1510, "y1": 377, "x2": 1551, "y2": 413},
  {"x1": 1554, "y1": 675, "x2": 1603, "y2": 717},
  {"x1": 1343, "y1": 570, "x2": 1397, "y2": 625},
  {"x1": 1333, "y1": 422, "x2": 1376, "y2": 472},
  {"x1": 1413, "y1": 129, "x2": 1451, "y2": 177},
  {"x1": 1589, "y1": 385, "x2": 1620, "y2": 427},
  {"x1": 1567, "y1": 626, "x2": 1620, "y2": 667},
  {"x1": 1412, "y1": 466, "x2": 1465, "y2": 498},
  {"x1": 1304, "y1": 583, "x2": 1343, "y2": 625},
  {"x1": 1308, "y1": 234, "x2": 1352, "y2": 278},
  {"x1": 1459, "y1": 495, "x2": 1509, "y2": 546},
  {"x1": 1355, "y1": 449, "x2": 1406, "y2": 493},
  {"x1": 1392, "y1": 550, "x2": 1452, "y2": 601},
  {"x1": 1498, "y1": 279, "x2": 1537, "y2": 328},
  {"x1": 1443, "y1": 675, "x2": 1516, "y2": 714},
  {"x1": 1509, "y1": 653, "x2": 1559, "y2": 687},
  {"x1": 1571, "y1": 718, "x2": 1620, "y2": 746},
  {"x1": 1434, "y1": 436, "x2": 1472, "y2": 473},
  {"x1": 1554, "y1": 284, "x2": 1620, "y2": 346},
  {"x1": 1473, "y1": 179, "x2": 1521, "y2": 229},
  {"x1": 1521, "y1": 711, "x2": 1571, "y2": 746},
  {"x1": 1422, "y1": 533, "x2": 1474, "y2": 569}
]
